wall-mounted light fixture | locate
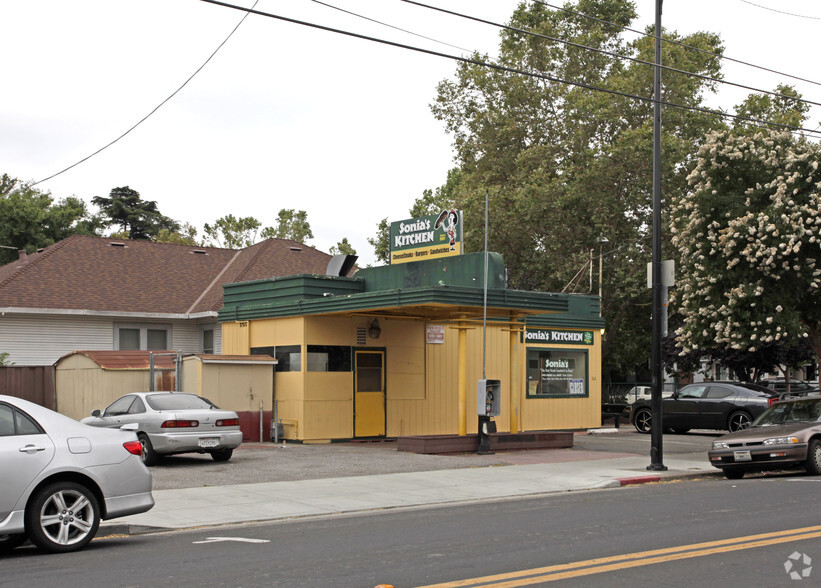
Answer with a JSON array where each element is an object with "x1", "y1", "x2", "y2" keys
[{"x1": 368, "y1": 319, "x2": 381, "y2": 339}]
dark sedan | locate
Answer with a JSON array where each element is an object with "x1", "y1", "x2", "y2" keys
[
  {"x1": 630, "y1": 381, "x2": 778, "y2": 434},
  {"x1": 708, "y1": 397, "x2": 821, "y2": 479}
]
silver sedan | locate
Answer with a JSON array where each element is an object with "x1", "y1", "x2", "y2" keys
[
  {"x1": 0, "y1": 395, "x2": 154, "y2": 554},
  {"x1": 82, "y1": 392, "x2": 243, "y2": 466}
]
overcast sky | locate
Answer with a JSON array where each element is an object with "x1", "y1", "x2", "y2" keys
[{"x1": 3, "y1": 0, "x2": 820, "y2": 266}]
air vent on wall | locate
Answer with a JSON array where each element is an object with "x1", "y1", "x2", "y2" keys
[{"x1": 356, "y1": 327, "x2": 367, "y2": 345}]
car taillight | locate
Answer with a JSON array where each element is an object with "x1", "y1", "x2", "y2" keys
[
  {"x1": 161, "y1": 420, "x2": 199, "y2": 428},
  {"x1": 216, "y1": 418, "x2": 239, "y2": 427},
  {"x1": 768, "y1": 397, "x2": 779, "y2": 407},
  {"x1": 123, "y1": 440, "x2": 143, "y2": 456}
]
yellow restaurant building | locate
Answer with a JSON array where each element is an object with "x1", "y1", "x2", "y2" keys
[{"x1": 218, "y1": 252, "x2": 605, "y2": 442}]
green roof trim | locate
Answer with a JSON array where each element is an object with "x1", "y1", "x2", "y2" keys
[{"x1": 218, "y1": 252, "x2": 604, "y2": 329}]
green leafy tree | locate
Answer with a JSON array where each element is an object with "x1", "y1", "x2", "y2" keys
[
  {"x1": 202, "y1": 215, "x2": 261, "y2": 249},
  {"x1": 0, "y1": 352, "x2": 14, "y2": 366},
  {"x1": 670, "y1": 129, "x2": 821, "y2": 377},
  {"x1": 92, "y1": 186, "x2": 179, "y2": 240},
  {"x1": 329, "y1": 238, "x2": 356, "y2": 256},
  {"x1": 428, "y1": 0, "x2": 724, "y2": 379},
  {"x1": 367, "y1": 218, "x2": 391, "y2": 265},
  {"x1": 261, "y1": 209, "x2": 313, "y2": 243},
  {"x1": 0, "y1": 173, "x2": 101, "y2": 265},
  {"x1": 733, "y1": 84, "x2": 810, "y2": 134},
  {"x1": 154, "y1": 223, "x2": 200, "y2": 246}
]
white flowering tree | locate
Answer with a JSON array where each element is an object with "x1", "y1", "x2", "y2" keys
[{"x1": 670, "y1": 129, "x2": 821, "y2": 378}]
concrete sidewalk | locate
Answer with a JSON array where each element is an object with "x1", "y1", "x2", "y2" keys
[{"x1": 101, "y1": 444, "x2": 716, "y2": 535}]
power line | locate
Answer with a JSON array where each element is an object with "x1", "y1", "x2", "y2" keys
[
  {"x1": 533, "y1": 0, "x2": 821, "y2": 90},
  {"x1": 402, "y1": 0, "x2": 821, "y2": 111},
  {"x1": 30, "y1": 0, "x2": 821, "y2": 185},
  {"x1": 739, "y1": 0, "x2": 821, "y2": 20},
  {"x1": 30, "y1": 0, "x2": 261, "y2": 187},
  {"x1": 198, "y1": 0, "x2": 821, "y2": 137},
  {"x1": 310, "y1": 0, "x2": 473, "y2": 53}
]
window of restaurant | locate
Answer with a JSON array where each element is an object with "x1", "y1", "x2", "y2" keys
[
  {"x1": 251, "y1": 345, "x2": 302, "y2": 371},
  {"x1": 526, "y1": 348, "x2": 589, "y2": 398}
]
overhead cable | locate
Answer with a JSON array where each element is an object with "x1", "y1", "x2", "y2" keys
[
  {"x1": 30, "y1": 0, "x2": 261, "y2": 187},
  {"x1": 198, "y1": 0, "x2": 821, "y2": 138},
  {"x1": 533, "y1": 0, "x2": 821, "y2": 89},
  {"x1": 739, "y1": 0, "x2": 821, "y2": 20},
  {"x1": 402, "y1": 0, "x2": 821, "y2": 110}
]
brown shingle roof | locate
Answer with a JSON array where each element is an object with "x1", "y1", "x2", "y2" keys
[{"x1": 0, "y1": 235, "x2": 335, "y2": 315}]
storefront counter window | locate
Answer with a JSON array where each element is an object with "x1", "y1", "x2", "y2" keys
[
  {"x1": 252, "y1": 345, "x2": 301, "y2": 371},
  {"x1": 526, "y1": 348, "x2": 589, "y2": 398}
]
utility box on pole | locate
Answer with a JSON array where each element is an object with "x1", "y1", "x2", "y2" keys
[
  {"x1": 477, "y1": 379, "x2": 501, "y2": 417},
  {"x1": 477, "y1": 379, "x2": 500, "y2": 455}
]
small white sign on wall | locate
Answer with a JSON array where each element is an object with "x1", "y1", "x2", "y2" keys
[{"x1": 426, "y1": 324, "x2": 445, "y2": 344}]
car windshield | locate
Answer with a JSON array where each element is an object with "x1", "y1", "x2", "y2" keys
[
  {"x1": 752, "y1": 399, "x2": 821, "y2": 426},
  {"x1": 145, "y1": 394, "x2": 215, "y2": 411}
]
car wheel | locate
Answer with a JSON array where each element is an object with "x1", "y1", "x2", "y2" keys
[
  {"x1": 0, "y1": 533, "x2": 27, "y2": 553},
  {"x1": 723, "y1": 469, "x2": 744, "y2": 480},
  {"x1": 24, "y1": 481, "x2": 100, "y2": 553},
  {"x1": 633, "y1": 408, "x2": 652, "y2": 434},
  {"x1": 727, "y1": 411, "x2": 752, "y2": 432},
  {"x1": 210, "y1": 448, "x2": 233, "y2": 462},
  {"x1": 806, "y1": 439, "x2": 821, "y2": 475},
  {"x1": 139, "y1": 433, "x2": 159, "y2": 467},
  {"x1": 671, "y1": 428, "x2": 691, "y2": 434}
]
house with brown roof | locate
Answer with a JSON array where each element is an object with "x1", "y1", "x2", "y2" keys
[{"x1": 0, "y1": 235, "x2": 339, "y2": 366}]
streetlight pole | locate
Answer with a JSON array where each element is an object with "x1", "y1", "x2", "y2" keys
[
  {"x1": 597, "y1": 235, "x2": 609, "y2": 306},
  {"x1": 648, "y1": 0, "x2": 667, "y2": 472}
]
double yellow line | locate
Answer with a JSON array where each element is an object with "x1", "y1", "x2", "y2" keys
[{"x1": 417, "y1": 525, "x2": 821, "y2": 587}]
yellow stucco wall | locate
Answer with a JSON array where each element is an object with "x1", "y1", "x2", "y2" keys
[
  {"x1": 519, "y1": 339, "x2": 602, "y2": 431},
  {"x1": 220, "y1": 315, "x2": 602, "y2": 440}
]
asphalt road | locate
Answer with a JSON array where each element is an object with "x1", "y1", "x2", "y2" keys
[
  {"x1": 147, "y1": 429, "x2": 720, "y2": 490},
  {"x1": 4, "y1": 472, "x2": 820, "y2": 587}
]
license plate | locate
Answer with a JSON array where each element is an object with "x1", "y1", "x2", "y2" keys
[
  {"x1": 734, "y1": 450, "x2": 752, "y2": 462},
  {"x1": 198, "y1": 438, "x2": 219, "y2": 448}
]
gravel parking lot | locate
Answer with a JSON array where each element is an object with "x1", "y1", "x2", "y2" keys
[{"x1": 148, "y1": 440, "x2": 510, "y2": 490}]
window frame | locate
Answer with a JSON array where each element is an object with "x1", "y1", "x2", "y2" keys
[
  {"x1": 114, "y1": 323, "x2": 172, "y2": 351},
  {"x1": 525, "y1": 347, "x2": 590, "y2": 399},
  {"x1": 0, "y1": 403, "x2": 45, "y2": 436}
]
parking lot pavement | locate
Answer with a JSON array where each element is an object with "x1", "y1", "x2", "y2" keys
[
  {"x1": 147, "y1": 440, "x2": 510, "y2": 490},
  {"x1": 147, "y1": 429, "x2": 718, "y2": 491}
]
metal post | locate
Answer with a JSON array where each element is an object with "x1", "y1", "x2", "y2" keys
[{"x1": 648, "y1": 0, "x2": 667, "y2": 472}]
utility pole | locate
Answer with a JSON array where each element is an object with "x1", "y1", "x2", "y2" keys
[{"x1": 648, "y1": 0, "x2": 667, "y2": 472}]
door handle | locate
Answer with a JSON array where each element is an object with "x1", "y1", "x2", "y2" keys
[{"x1": 19, "y1": 445, "x2": 46, "y2": 453}]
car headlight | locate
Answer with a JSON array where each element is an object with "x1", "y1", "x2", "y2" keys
[
  {"x1": 712, "y1": 441, "x2": 730, "y2": 449},
  {"x1": 763, "y1": 436, "x2": 799, "y2": 445}
]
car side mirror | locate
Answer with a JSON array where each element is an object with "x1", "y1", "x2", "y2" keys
[
  {"x1": 671, "y1": 391, "x2": 679, "y2": 399},
  {"x1": 91, "y1": 409, "x2": 101, "y2": 417}
]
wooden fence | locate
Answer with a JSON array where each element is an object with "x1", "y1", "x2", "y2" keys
[{"x1": 0, "y1": 366, "x2": 56, "y2": 410}]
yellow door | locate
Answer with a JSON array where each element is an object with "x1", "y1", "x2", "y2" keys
[{"x1": 354, "y1": 350, "x2": 385, "y2": 437}]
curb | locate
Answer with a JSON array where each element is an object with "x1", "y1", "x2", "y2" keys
[{"x1": 617, "y1": 475, "x2": 662, "y2": 486}]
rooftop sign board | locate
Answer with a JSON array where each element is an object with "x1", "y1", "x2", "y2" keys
[{"x1": 389, "y1": 209, "x2": 463, "y2": 265}]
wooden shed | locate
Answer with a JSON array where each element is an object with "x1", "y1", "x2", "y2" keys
[{"x1": 54, "y1": 350, "x2": 276, "y2": 441}]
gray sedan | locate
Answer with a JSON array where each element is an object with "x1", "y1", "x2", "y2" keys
[
  {"x1": 0, "y1": 395, "x2": 154, "y2": 554},
  {"x1": 708, "y1": 397, "x2": 821, "y2": 479},
  {"x1": 82, "y1": 392, "x2": 243, "y2": 466}
]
